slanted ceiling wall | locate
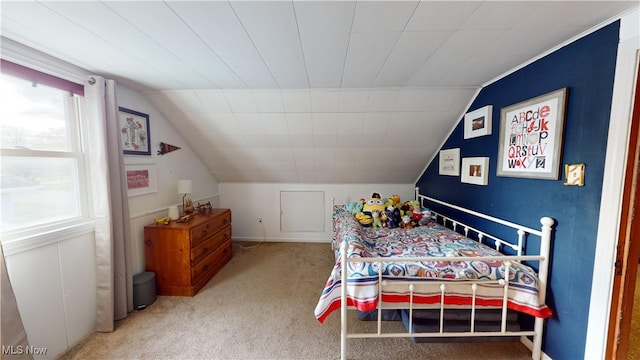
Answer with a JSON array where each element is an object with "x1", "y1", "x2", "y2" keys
[{"x1": 416, "y1": 21, "x2": 620, "y2": 359}]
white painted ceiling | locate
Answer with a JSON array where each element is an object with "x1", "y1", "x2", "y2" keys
[{"x1": 1, "y1": 1, "x2": 637, "y2": 183}]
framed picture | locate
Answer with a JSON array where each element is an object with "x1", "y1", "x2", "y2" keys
[
  {"x1": 119, "y1": 107, "x2": 151, "y2": 155},
  {"x1": 125, "y1": 163, "x2": 157, "y2": 197},
  {"x1": 439, "y1": 148, "x2": 460, "y2": 176},
  {"x1": 461, "y1": 157, "x2": 489, "y2": 185},
  {"x1": 464, "y1": 105, "x2": 492, "y2": 139},
  {"x1": 496, "y1": 88, "x2": 568, "y2": 180}
]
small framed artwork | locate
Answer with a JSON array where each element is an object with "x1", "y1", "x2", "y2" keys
[
  {"x1": 119, "y1": 107, "x2": 151, "y2": 155},
  {"x1": 496, "y1": 88, "x2": 568, "y2": 180},
  {"x1": 125, "y1": 163, "x2": 157, "y2": 197},
  {"x1": 439, "y1": 148, "x2": 460, "y2": 176},
  {"x1": 464, "y1": 105, "x2": 492, "y2": 139},
  {"x1": 461, "y1": 157, "x2": 489, "y2": 185}
]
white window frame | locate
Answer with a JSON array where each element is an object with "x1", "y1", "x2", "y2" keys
[{"x1": 1, "y1": 72, "x2": 94, "y2": 254}]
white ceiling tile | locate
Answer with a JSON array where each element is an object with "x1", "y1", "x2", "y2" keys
[
  {"x1": 286, "y1": 113, "x2": 313, "y2": 134},
  {"x1": 366, "y1": 90, "x2": 399, "y2": 112},
  {"x1": 242, "y1": 134, "x2": 269, "y2": 147},
  {"x1": 265, "y1": 134, "x2": 292, "y2": 148},
  {"x1": 374, "y1": 31, "x2": 451, "y2": 87},
  {"x1": 315, "y1": 148, "x2": 337, "y2": 161},
  {"x1": 361, "y1": 112, "x2": 392, "y2": 137},
  {"x1": 214, "y1": 36, "x2": 277, "y2": 88},
  {"x1": 281, "y1": 91, "x2": 311, "y2": 112},
  {"x1": 105, "y1": 1, "x2": 243, "y2": 87},
  {"x1": 224, "y1": 91, "x2": 258, "y2": 112},
  {"x1": 339, "y1": 91, "x2": 370, "y2": 112},
  {"x1": 234, "y1": 113, "x2": 262, "y2": 134},
  {"x1": 337, "y1": 113, "x2": 365, "y2": 134},
  {"x1": 289, "y1": 135, "x2": 314, "y2": 148},
  {"x1": 271, "y1": 148, "x2": 295, "y2": 161},
  {"x1": 260, "y1": 113, "x2": 288, "y2": 133},
  {"x1": 406, "y1": 1, "x2": 481, "y2": 31},
  {"x1": 196, "y1": 91, "x2": 232, "y2": 113},
  {"x1": 300, "y1": 31, "x2": 350, "y2": 88},
  {"x1": 250, "y1": 147, "x2": 275, "y2": 162},
  {"x1": 352, "y1": 1, "x2": 418, "y2": 32},
  {"x1": 249, "y1": 32, "x2": 309, "y2": 88},
  {"x1": 311, "y1": 91, "x2": 341, "y2": 113},
  {"x1": 253, "y1": 91, "x2": 284, "y2": 113},
  {"x1": 294, "y1": 1, "x2": 356, "y2": 33},
  {"x1": 231, "y1": 1, "x2": 298, "y2": 35},
  {"x1": 295, "y1": 161, "x2": 314, "y2": 174},
  {"x1": 166, "y1": 1, "x2": 246, "y2": 34},
  {"x1": 395, "y1": 89, "x2": 433, "y2": 112},
  {"x1": 342, "y1": 32, "x2": 401, "y2": 88},
  {"x1": 276, "y1": 160, "x2": 297, "y2": 173},
  {"x1": 312, "y1": 113, "x2": 339, "y2": 134},
  {"x1": 315, "y1": 134, "x2": 338, "y2": 148}
]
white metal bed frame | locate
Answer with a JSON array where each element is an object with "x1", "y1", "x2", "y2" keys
[{"x1": 338, "y1": 188, "x2": 553, "y2": 360}]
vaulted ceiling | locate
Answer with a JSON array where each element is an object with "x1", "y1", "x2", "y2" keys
[{"x1": 1, "y1": 1, "x2": 637, "y2": 183}]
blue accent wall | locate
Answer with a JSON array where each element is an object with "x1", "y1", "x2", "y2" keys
[{"x1": 415, "y1": 22, "x2": 620, "y2": 359}]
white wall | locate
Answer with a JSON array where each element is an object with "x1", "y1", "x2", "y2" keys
[
  {"x1": 118, "y1": 85, "x2": 220, "y2": 274},
  {"x1": 220, "y1": 182, "x2": 415, "y2": 242}
]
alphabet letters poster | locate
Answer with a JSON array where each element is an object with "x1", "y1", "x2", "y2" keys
[{"x1": 497, "y1": 88, "x2": 567, "y2": 180}]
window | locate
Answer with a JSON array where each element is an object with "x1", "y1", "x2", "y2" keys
[{"x1": 0, "y1": 65, "x2": 87, "y2": 239}]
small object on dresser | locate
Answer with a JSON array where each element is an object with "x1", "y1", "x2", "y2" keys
[{"x1": 168, "y1": 205, "x2": 180, "y2": 221}]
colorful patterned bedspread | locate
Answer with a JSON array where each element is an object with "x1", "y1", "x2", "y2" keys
[{"x1": 314, "y1": 206, "x2": 552, "y2": 323}]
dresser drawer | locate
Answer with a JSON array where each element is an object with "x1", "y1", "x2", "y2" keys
[
  {"x1": 191, "y1": 225, "x2": 231, "y2": 264},
  {"x1": 190, "y1": 212, "x2": 231, "y2": 247},
  {"x1": 191, "y1": 240, "x2": 232, "y2": 284}
]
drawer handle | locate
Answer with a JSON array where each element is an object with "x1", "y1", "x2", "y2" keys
[
  {"x1": 145, "y1": 239, "x2": 151, "y2": 246},
  {"x1": 223, "y1": 233, "x2": 229, "y2": 239},
  {"x1": 203, "y1": 264, "x2": 209, "y2": 271},
  {"x1": 223, "y1": 248, "x2": 229, "y2": 254},
  {"x1": 223, "y1": 219, "x2": 228, "y2": 225},
  {"x1": 203, "y1": 247, "x2": 209, "y2": 253},
  {"x1": 202, "y1": 230, "x2": 208, "y2": 237}
]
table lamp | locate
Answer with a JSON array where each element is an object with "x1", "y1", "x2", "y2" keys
[{"x1": 177, "y1": 179, "x2": 192, "y2": 214}]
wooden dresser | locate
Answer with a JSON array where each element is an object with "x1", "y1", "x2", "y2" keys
[{"x1": 143, "y1": 209, "x2": 232, "y2": 296}]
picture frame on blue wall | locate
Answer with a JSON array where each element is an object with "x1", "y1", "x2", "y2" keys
[
  {"x1": 496, "y1": 88, "x2": 568, "y2": 180},
  {"x1": 464, "y1": 105, "x2": 492, "y2": 139},
  {"x1": 439, "y1": 148, "x2": 460, "y2": 176},
  {"x1": 461, "y1": 157, "x2": 489, "y2": 185}
]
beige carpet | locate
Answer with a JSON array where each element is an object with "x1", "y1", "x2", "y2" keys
[{"x1": 57, "y1": 242, "x2": 533, "y2": 360}]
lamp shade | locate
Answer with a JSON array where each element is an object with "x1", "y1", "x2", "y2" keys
[{"x1": 177, "y1": 179, "x2": 192, "y2": 194}]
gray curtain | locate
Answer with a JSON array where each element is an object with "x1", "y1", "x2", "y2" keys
[
  {"x1": 84, "y1": 76, "x2": 133, "y2": 331},
  {"x1": 1, "y1": 243, "x2": 32, "y2": 360}
]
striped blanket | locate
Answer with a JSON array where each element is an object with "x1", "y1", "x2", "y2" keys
[{"x1": 314, "y1": 206, "x2": 552, "y2": 323}]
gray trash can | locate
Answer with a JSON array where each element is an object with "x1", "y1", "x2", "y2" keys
[{"x1": 133, "y1": 271, "x2": 157, "y2": 310}]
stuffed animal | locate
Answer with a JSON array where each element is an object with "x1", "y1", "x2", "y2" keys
[
  {"x1": 390, "y1": 194, "x2": 401, "y2": 206},
  {"x1": 371, "y1": 210, "x2": 383, "y2": 228},
  {"x1": 385, "y1": 206, "x2": 397, "y2": 228},
  {"x1": 411, "y1": 202, "x2": 423, "y2": 223},
  {"x1": 362, "y1": 197, "x2": 386, "y2": 218},
  {"x1": 356, "y1": 212, "x2": 372, "y2": 227},
  {"x1": 419, "y1": 208, "x2": 432, "y2": 226},
  {"x1": 345, "y1": 200, "x2": 364, "y2": 215},
  {"x1": 400, "y1": 215, "x2": 413, "y2": 229}
]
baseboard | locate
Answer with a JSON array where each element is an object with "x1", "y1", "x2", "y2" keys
[
  {"x1": 232, "y1": 237, "x2": 330, "y2": 244},
  {"x1": 520, "y1": 336, "x2": 553, "y2": 360}
]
